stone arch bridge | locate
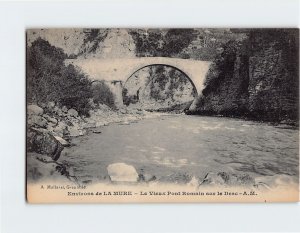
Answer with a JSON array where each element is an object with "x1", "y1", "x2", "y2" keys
[{"x1": 66, "y1": 57, "x2": 211, "y2": 106}]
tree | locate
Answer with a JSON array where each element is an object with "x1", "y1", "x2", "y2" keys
[{"x1": 27, "y1": 38, "x2": 92, "y2": 115}]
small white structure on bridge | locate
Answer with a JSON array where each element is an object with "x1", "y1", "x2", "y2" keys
[{"x1": 66, "y1": 57, "x2": 211, "y2": 106}]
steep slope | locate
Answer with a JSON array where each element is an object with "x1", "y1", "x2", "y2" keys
[{"x1": 189, "y1": 29, "x2": 299, "y2": 124}]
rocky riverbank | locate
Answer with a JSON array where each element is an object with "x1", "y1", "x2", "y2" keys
[
  {"x1": 104, "y1": 162, "x2": 289, "y2": 191},
  {"x1": 26, "y1": 102, "x2": 167, "y2": 183}
]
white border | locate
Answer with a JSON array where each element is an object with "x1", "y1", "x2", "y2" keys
[{"x1": 0, "y1": 1, "x2": 299, "y2": 233}]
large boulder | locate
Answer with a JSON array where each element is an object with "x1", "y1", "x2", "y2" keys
[
  {"x1": 52, "y1": 121, "x2": 68, "y2": 137},
  {"x1": 67, "y1": 109, "x2": 78, "y2": 117},
  {"x1": 107, "y1": 163, "x2": 139, "y2": 182},
  {"x1": 27, "y1": 128, "x2": 64, "y2": 160},
  {"x1": 53, "y1": 136, "x2": 70, "y2": 147},
  {"x1": 28, "y1": 115, "x2": 48, "y2": 128},
  {"x1": 27, "y1": 105, "x2": 43, "y2": 116},
  {"x1": 27, "y1": 153, "x2": 73, "y2": 183},
  {"x1": 67, "y1": 126, "x2": 85, "y2": 137},
  {"x1": 43, "y1": 114, "x2": 58, "y2": 125}
]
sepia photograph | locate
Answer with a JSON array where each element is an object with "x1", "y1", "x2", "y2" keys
[{"x1": 26, "y1": 28, "x2": 299, "y2": 203}]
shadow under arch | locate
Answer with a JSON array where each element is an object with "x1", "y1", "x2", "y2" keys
[{"x1": 123, "y1": 63, "x2": 198, "y2": 97}]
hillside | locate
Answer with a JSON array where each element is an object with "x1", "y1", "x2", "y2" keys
[{"x1": 188, "y1": 29, "x2": 299, "y2": 125}]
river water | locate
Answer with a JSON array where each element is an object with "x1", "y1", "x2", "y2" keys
[{"x1": 62, "y1": 115, "x2": 299, "y2": 186}]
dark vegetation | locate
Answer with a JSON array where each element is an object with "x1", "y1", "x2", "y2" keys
[
  {"x1": 122, "y1": 87, "x2": 139, "y2": 106},
  {"x1": 129, "y1": 29, "x2": 246, "y2": 60},
  {"x1": 91, "y1": 80, "x2": 116, "y2": 109},
  {"x1": 27, "y1": 38, "x2": 115, "y2": 116},
  {"x1": 189, "y1": 29, "x2": 299, "y2": 125},
  {"x1": 78, "y1": 29, "x2": 109, "y2": 56},
  {"x1": 129, "y1": 29, "x2": 198, "y2": 58}
]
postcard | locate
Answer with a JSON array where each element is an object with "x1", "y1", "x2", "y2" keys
[{"x1": 26, "y1": 28, "x2": 299, "y2": 203}]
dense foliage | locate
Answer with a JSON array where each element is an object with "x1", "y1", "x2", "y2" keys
[
  {"x1": 129, "y1": 29, "x2": 198, "y2": 57},
  {"x1": 122, "y1": 87, "x2": 139, "y2": 106},
  {"x1": 27, "y1": 38, "x2": 115, "y2": 115},
  {"x1": 91, "y1": 80, "x2": 116, "y2": 109},
  {"x1": 192, "y1": 29, "x2": 299, "y2": 123},
  {"x1": 129, "y1": 29, "x2": 246, "y2": 61},
  {"x1": 79, "y1": 29, "x2": 108, "y2": 55}
]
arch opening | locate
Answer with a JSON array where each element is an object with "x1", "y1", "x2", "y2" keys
[{"x1": 122, "y1": 64, "x2": 198, "y2": 111}]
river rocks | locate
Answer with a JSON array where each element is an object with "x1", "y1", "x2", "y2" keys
[
  {"x1": 67, "y1": 126, "x2": 85, "y2": 137},
  {"x1": 236, "y1": 173, "x2": 255, "y2": 186},
  {"x1": 67, "y1": 108, "x2": 78, "y2": 117},
  {"x1": 139, "y1": 174, "x2": 156, "y2": 182},
  {"x1": 253, "y1": 182, "x2": 271, "y2": 191},
  {"x1": 255, "y1": 174, "x2": 296, "y2": 189},
  {"x1": 138, "y1": 171, "x2": 156, "y2": 182},
  {"x1": 43, "y1": 114, "x2": 58, "y2": 125},
  {"x1": 28, "y1": 104, "x2": 44, "y2": 116},
  {"x1": 26, "y1": 102, "x2": 152, "y2": 183},
  {"x1": 200, "y1": 172, "x2": 255, "y2": 187},
  {"x1": 47, "y1": 101, "x2": 56, "y2": 109},
  {"x1": 119, "y1": 108, "x2": 127, "y2": 114},
  {"x1": 53, "y1": 106, "x2": 64, "y2": 116},
  {"x1": 62, "y1": 106, "x2": 68, "y2": 113},
  {"x1": 119, "y1": 121, "x2": 130, "y2": 125},
  {"x1": 92, "y1": 129, "x2": 102, "y2": 134},
  {"x1": 54, "y1": 136, "x2": 70, "y2": 147},
  {"x1": 201, "y1": 172, "x2": 225, "y2": 185},
  {"x1": 96, "y1": 121, "x2": 109, "y2": 127},
  {"x1": 27, "y1": 152, "x2": 75, "y2": 183},
  {"x1": 107, "y1": 163, "x2": 139, "y2": 182},
  {"x1": 28, "y1": 115, "x2": 48, "y2": 128},
  {"x1": 82, "y1": 119, "x2": 97, "y2": 129},
  {"x1": 27, "y1": 154, "x2": 57, "y2": 181},
  {"x1": 83, "y1": 122, "x2": 97, "y2": 129},
  {"x1": 52, "y1": 121, "x2": 68, "y2": 137},
  {"x1": 159, "y1": 172, "x2": 192, "y2": 184},
  {"x1": 27, "y1": 127, "x2": 64, "y2": 160}
]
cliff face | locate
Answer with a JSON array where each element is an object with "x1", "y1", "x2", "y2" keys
[{"x1": 190, "y1": 29, "x2": 299, "y2": 124}]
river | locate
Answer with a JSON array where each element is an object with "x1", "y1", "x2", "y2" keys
[{"x1": 62, "y1": 114, "x2": 299, "y2": 186}]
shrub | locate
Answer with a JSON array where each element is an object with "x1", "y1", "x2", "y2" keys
[
  {"x1": 91, "y1": 80, "x2": 116, "y2": 109},
  {"x1": 27, "y1": 38, "x2": 92, "y2": 116},
  {"x1": 129, "y1": 29, "x2": 197, "y2": 57}
]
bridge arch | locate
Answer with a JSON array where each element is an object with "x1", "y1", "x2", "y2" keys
[
  {"x1": 65, "y1": 57, "x2": 211, "y2": 107},
  {"x1": 124, "y1": 63, "x2": 198, "y2": 96},
  {"x1": 122, "y1": 64, "x2": 198, "y2": 108}
]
